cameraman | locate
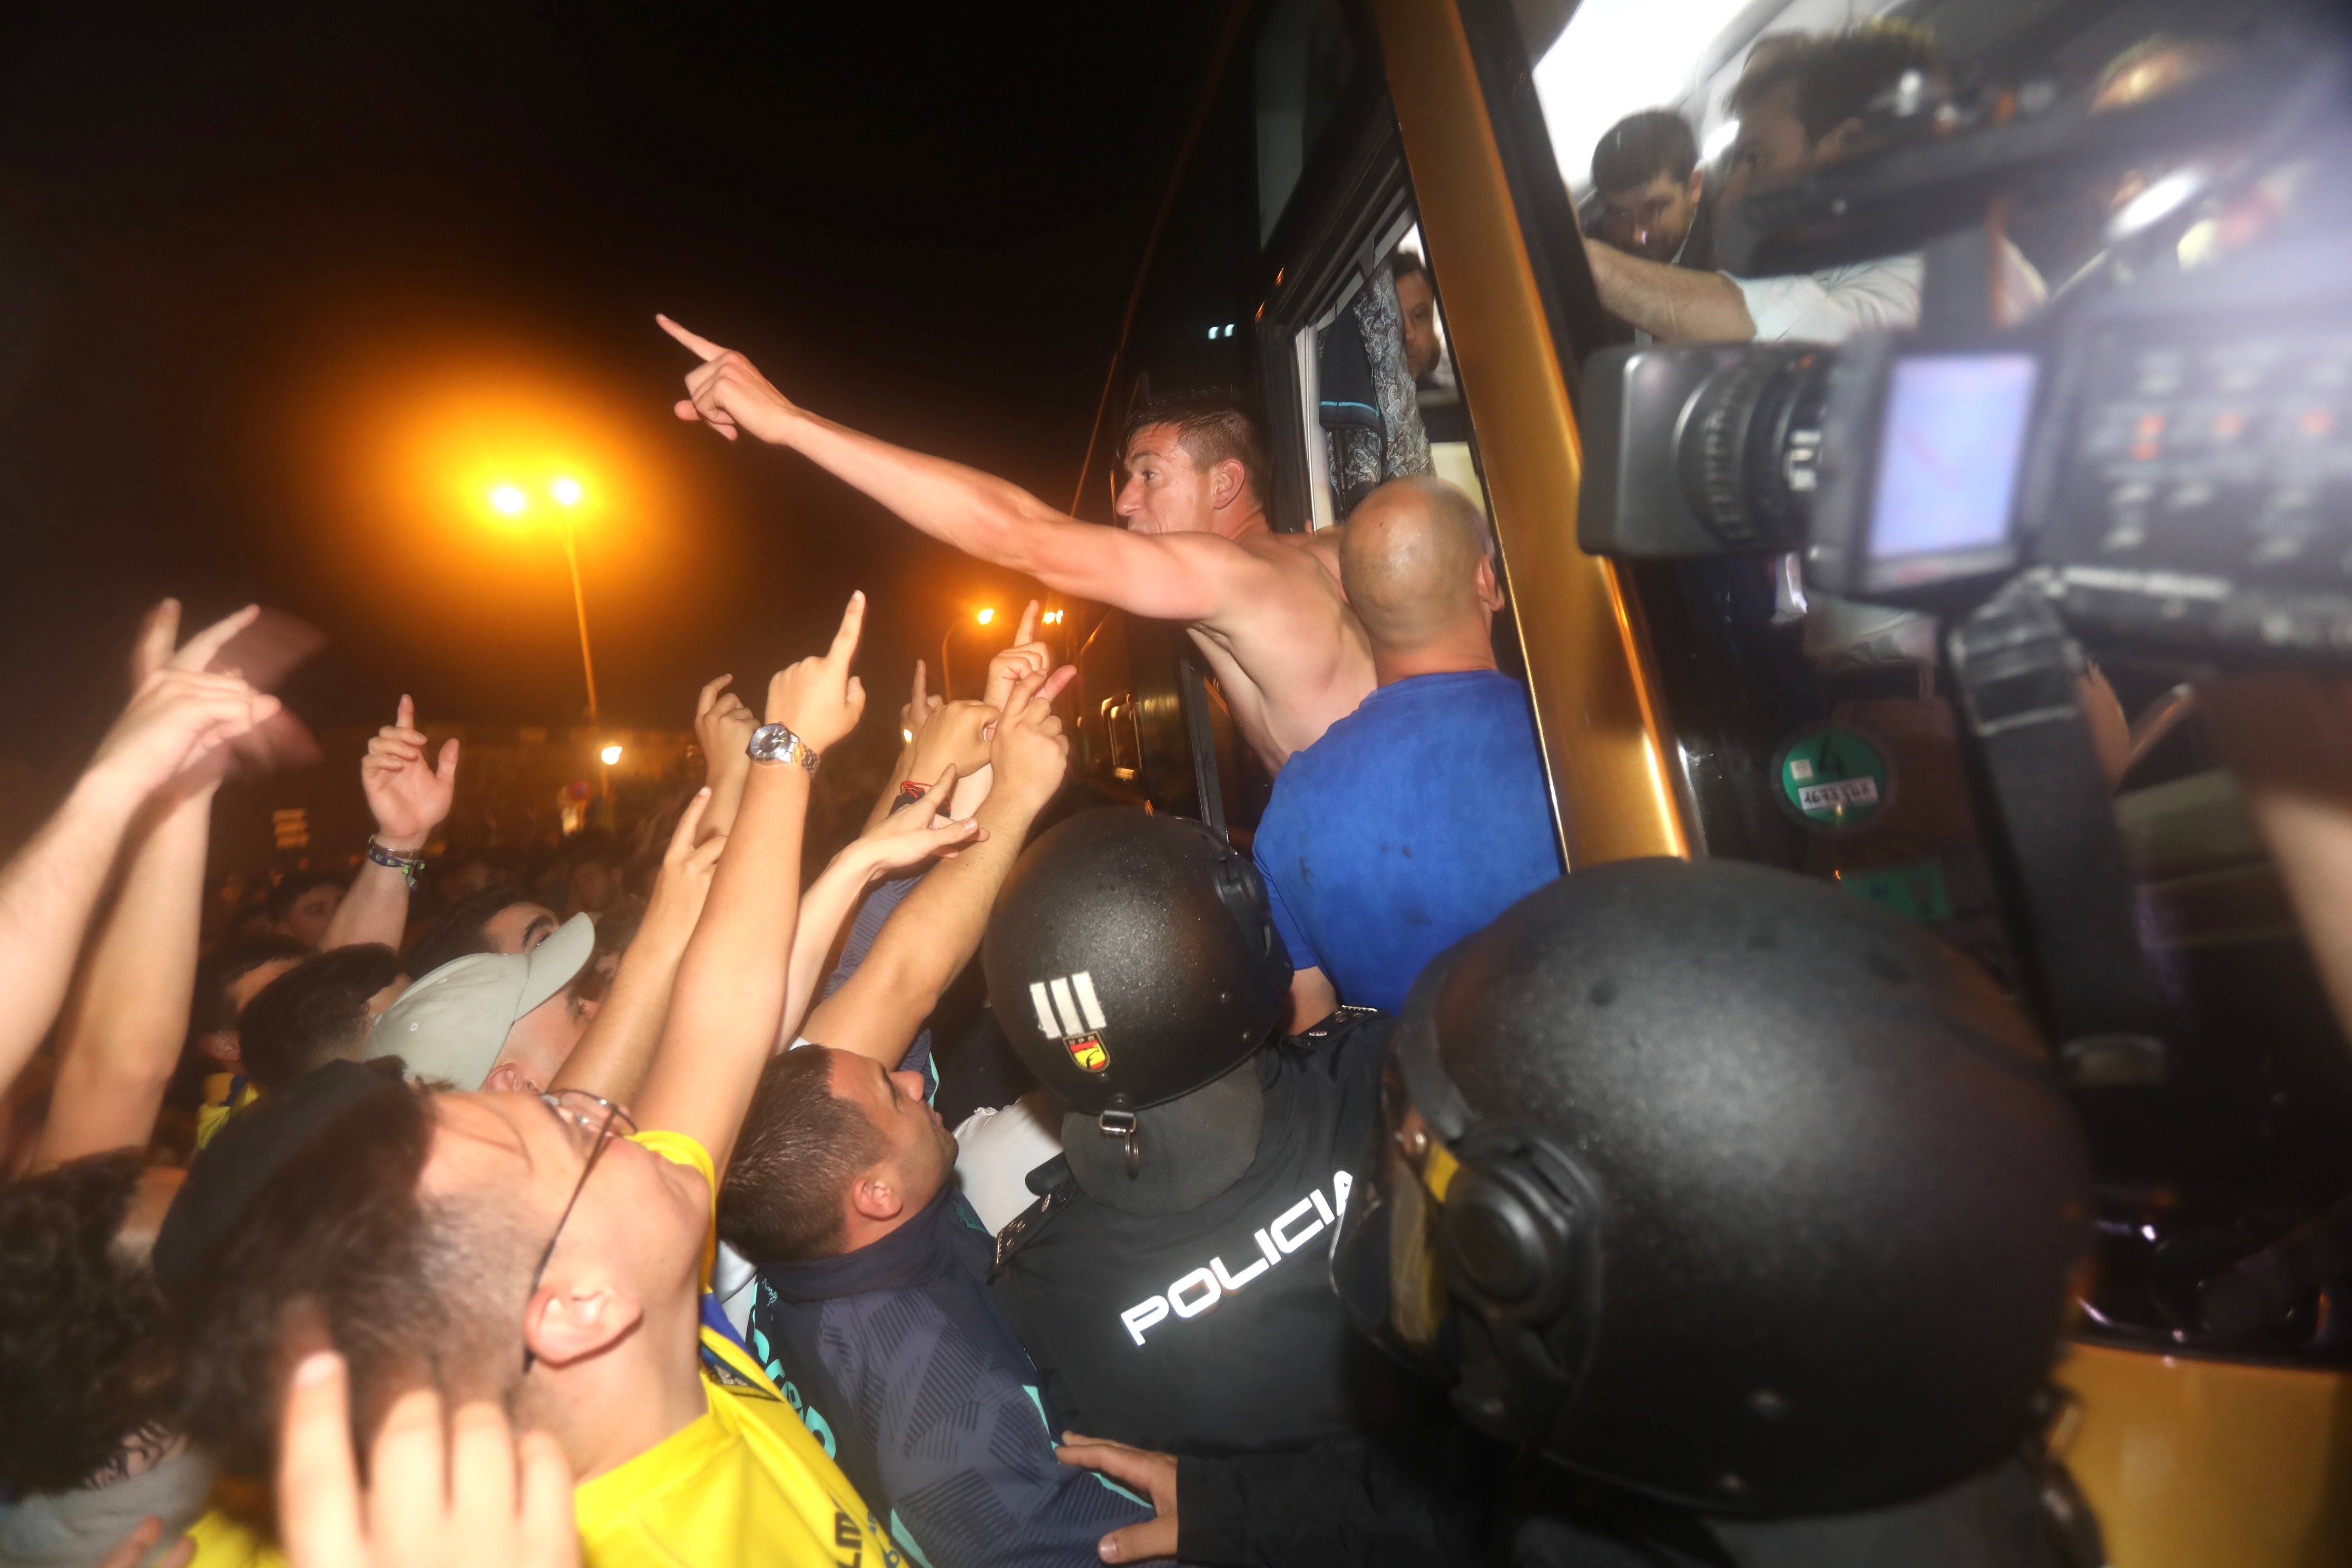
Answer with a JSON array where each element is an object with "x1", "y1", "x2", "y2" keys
[{"x1": 1585, "y1": 22, "x2": 2042, "y2": 343}]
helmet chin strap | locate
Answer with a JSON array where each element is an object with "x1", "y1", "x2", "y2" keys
[
  {"x1": 1097, "y1": 1099, "x2": 1142, "y2": 1180},
  {"x1": 1061, "y1": 1054, "x2": 1268, "y2": 1218}
]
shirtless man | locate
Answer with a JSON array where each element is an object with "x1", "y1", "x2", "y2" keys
[{"x1": 659, "y1": 316, "x2": 1373, "y2": 771}]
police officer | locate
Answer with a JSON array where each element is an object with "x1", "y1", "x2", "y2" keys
[
  {"x1": 982, "y1": 810, "x2": 1492, "y2": 1561},
  {"x1": 1330, "y1": 855, "x2": 2102, "y2": 1567}
]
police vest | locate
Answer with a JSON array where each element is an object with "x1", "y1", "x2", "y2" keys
[{"x1": 988, "y1": 1011, "x2": 1430, "y2": 1457}]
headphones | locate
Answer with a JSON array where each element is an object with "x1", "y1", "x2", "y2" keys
[
  {"x1": 1394, "y1": 989, "x2": 1604, "y2": 1446},
  {"x1": 1435, "y1": 1124, "x2": 1603, "y2": 1442}
]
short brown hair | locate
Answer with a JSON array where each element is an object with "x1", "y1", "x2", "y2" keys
[
  {"x1": 1730, "y1": 21, "x2": 1943, "y2": 145},
  {"x1": 239, "y1": 944, "x2": 403, "y2": 1091},
  {"x1": 176, "y1": 1086, "x2": 536, "y2": 1493},
  {"x1": 1121, "y1": 393, "x2": 1270, "y2": 505},
  {"x1": 719, "y1": 1046, "x2": 888, "y2": 1264}
]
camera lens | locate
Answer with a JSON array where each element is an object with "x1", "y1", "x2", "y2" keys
[{"x1": 1674, "y1": 346, "x2": 1835, "y2": 553}]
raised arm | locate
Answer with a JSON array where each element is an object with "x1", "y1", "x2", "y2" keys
[
  {"x1": 692, "y1": 674, "x2": 758, "y2": 843},
  {"x1": 549, "y1": 789, "x2": 724, "y2": 1105},
  {"x1": 632, "y1": 593, "x2": 865, "y2": 1174},
  {"x1": 34, "y1": 603, "x2": 271, "y2": 1165},
  {"x1": 1582, "y1": 238, "x2": 1757, "y2": 342},
  {"x1": 659, "y1": 316, "x2": 1256, "y2": 621},
  {"x1": 782, "y1": 763, "x2": 985, "y2": 1046},
  {"x1": 802, "y1": 665, "x2": 1070, "y2": 1066},
  {"x1": 322, "y1": 696, "x2": 458, "y2": 952},
  {"x1": 0, "y1": 604, "x2": 278, "y2": 1103}
]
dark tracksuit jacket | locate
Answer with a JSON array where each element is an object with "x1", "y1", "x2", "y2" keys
[{"x1": 744, "y1": 1187, "x2": 1153, "y2": 1568}]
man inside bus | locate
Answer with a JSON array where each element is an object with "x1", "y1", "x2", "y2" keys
[
  {"x1": 1256, "y1": 475, "x2": 1560, "y2": 1030},
  {"x1": 1582, "y1": 21, "x2": 2039, "y2": 344},
  {"x1": 659, "y1": 316, "x2": 1373, "y2": 773},
  {"x1": 1588, "y1": 109, "x2": 1709, "y2": 267}
]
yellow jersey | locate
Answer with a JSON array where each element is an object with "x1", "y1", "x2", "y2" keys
[{"x1": 193, "y1": 1072, "x2": 259, "y2": 1152}]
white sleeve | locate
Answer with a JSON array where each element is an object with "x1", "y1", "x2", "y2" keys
[
  {"x1": 1731, "y1": 255, "x2": 1925, "y2": 342},
  {"x1": 952, "y1": 1086, "x2": 1070, "y2": 1233}
]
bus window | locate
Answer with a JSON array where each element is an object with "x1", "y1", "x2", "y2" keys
[
  {"x1": 1292, "y1": 222, "x2": 1491, "y2": 534},
  {"x1": 1254, "y1": 0, "x2": 1356, "y2": 244}
]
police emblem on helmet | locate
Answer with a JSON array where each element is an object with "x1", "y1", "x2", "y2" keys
[{"x1": 1031, "y1": 973, "x2": 1111, "y2": 1073}]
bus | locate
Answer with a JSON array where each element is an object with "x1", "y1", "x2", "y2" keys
[{"x1": 1054, "y1": 2, "x2": 2352, "y2": 1564}]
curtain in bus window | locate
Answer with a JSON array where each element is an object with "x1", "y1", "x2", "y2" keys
[{"x1": 1317, "y1": 266, "x2": 1429, "y2": 518}]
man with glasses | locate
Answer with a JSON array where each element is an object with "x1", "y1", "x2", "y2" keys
[{"x1": 168, "y1": 596, "x2": 904, "y2": 1568}]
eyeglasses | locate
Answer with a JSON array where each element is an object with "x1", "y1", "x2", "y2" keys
[{"x1": 520, "y1": 1090, "x2": 637, "y2": 1374}]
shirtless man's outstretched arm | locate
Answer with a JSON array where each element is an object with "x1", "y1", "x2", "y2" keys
[{"x1": 659, "y1": 316, "x2": 1371, "y2": 769}]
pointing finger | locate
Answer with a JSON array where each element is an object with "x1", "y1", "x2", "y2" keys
[
  {"x1": 656, "y1": 313, "x2": 728, "y2": 361},
  {"x1": 1015, "y1": 599, "x2": 1040, "y2": 645},
  {"x1": 396, "y1": 694, "x2": 414, "y2": 730},
  {"x1": 826, "y1": 592, "x2": 866, "y2": 665},
  {"x1": 697, "y1": 673, "x2": 734, "y2": 717},
  {"x1": 1040, "y1": 664, "x2": 1079, "y2": 706}
]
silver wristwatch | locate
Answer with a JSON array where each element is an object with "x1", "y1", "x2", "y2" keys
[{"x1": 745, "y1": 723, "x2": 820, "y2": 773}]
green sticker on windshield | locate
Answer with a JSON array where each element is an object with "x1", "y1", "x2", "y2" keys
[{"x1": 1775, "y1": 726, "x2": 1892, "y2": 832}]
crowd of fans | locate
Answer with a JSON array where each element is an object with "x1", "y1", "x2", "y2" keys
[{"x1": 0, "y1": 461, "x2": 1581, "y2": 1568}]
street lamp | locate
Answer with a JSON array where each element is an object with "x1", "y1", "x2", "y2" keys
[
  {"x1": 940, "y1": 606, "x2": 999, "y2": 700},
  {"x1": 489, "y1": 476, "x2": 603, "y2": 724}
]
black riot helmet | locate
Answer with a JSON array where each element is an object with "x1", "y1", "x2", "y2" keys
[
  {"x1": 983, "y1": 809, "x2": 1292, "y2": 1117},
  {"x1": 1331, "y1": 857, "x2": 2091, "y2": 1518}
]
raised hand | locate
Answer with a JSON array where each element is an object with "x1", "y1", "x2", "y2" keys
[
  {"x1": 988, "y1": 664, "x2": 1073, "y2": 819},
  {"x1": 658, "y1": 316, "x2": 799, "y2": 446},
  {"x1": 1055, "y1": 1432, "x2": 1178, "y2": 1563},
  {"x1": 642, "y1": 787, "x2": 727, "y2": 940},
  {"x1": 697, "y1": 674, "x2": 759, "y2": 775},
  {"x1": 361, "y1": 697, "x2": 459, "y2": 852},
  {"x1": 854, "y1": 763, "x2": 986, "y2": 873},
  {"x1": 907, "y1": 698, "x2": 997, "y2": 785},
  {"x1": 767, "y1": 592, "x2": 868, "y2": 752},
  {"x1": 278, "y1": 1350, "x2": 577, "y2": 1568},
  {"x1": 85, "y1": 605, "x2": 282, "y2": 802},
  {"x1": 694, "y1": 672, "x2": 758, "y2": 841},
  {"x1": 983, "y1": 600, "x2": 1054, "y2": 714}
]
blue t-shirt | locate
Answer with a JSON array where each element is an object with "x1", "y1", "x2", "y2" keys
[{"x1": 1253, "y1": 669, "x2": 1561, "y2": 1014}]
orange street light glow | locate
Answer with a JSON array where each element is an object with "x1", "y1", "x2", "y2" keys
[
  {"x1": 490, "y1": 484, "x2": 528, "y2": 515},
  {"x1": 552, "y1": 477, "x2": 583, "y2": 505},
  {"x1": 976, "y1": 607, "x2": 995, "y2": 625},
  {"x1": 600, "y1": 744, "x2": 623, "y2": 765}
]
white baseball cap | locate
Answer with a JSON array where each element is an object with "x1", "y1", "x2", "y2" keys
[{"x1": 365, "y1": 913, "x2": 596, "y2": 1090}]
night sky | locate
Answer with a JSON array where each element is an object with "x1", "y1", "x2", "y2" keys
[{"x1": 0, "y1": 3, "x2": 1223, "y2": 777}]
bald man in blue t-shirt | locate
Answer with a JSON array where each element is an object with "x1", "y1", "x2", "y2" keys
[{"x1": 1253, "y1": 476, "x2": 1563, "y2": 1028}]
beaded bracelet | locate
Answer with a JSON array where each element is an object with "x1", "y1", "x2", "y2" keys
[{"x1": 366, "y1": 838, "x2": 426, "y2": 888}]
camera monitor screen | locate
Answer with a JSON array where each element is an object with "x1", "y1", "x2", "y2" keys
[{"x1": 1867, "y1": 352, "x2": 2040, "y2": 569}]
